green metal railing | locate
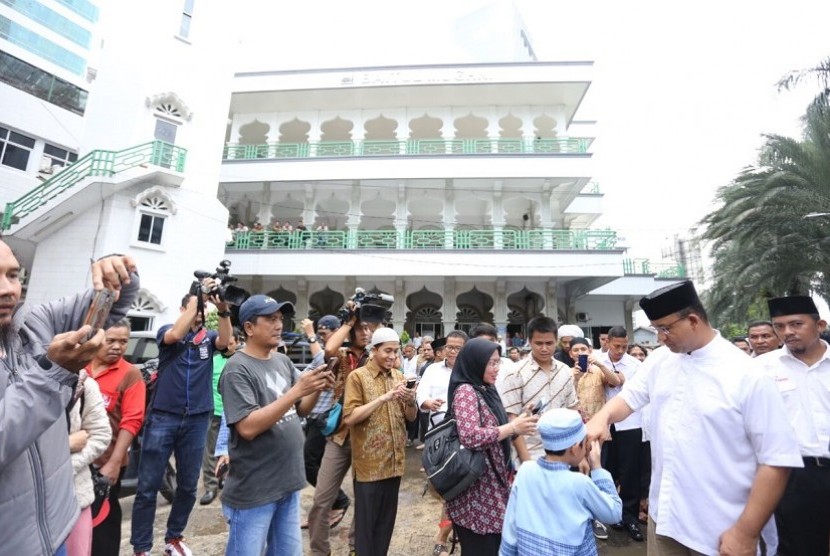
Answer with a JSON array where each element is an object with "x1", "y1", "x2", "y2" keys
[
  {"x1": 2, "y1": 141, "x2": 187, "y2": 230},
  {"x1": 223, "y1": 137, "x2": 590, "y2": 161},
  {"x1": 623, "y1": 258, "x2": 687, "y2": 278},
  {"x1": 226, "y1": 228, "x2": 618, "y2": 251}
]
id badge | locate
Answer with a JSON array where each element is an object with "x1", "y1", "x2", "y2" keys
[{"x1": 199, "y1": 343, "x2": 209, "y2": 360}]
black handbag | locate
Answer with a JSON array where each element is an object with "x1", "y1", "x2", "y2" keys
[{"x1": 422, "y1": 394, "x2": 488, "y2": 501}]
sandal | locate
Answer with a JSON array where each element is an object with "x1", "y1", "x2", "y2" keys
[
  {"x1": 432, "y1": 543, "x2": 449, "y2": 556},
  {"x1": 329, "y1": 497, "x2": 350, "y2": 528}
]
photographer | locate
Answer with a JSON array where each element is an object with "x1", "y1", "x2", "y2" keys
[
  {"x1": 0, "y1": 246, "x2": 138, "y2": 555},
  {"x1": 130, "y1": 278, "x2": 232, "y2": 556},
  {"x1": 308, "y1": 301, "x2": 373, "y2": 556}
]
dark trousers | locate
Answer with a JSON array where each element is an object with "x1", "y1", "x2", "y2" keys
[
  {"x1": 304, "y1": 421, "x2": 349, "y2": 510},
  {"x1": 418, "y1": 411, "x2": 429, "y2": 442},
  {"x1": 406, "y1": 412, "x2": 420, "y2": 441},
  {"x1": 453, "y1": 523, "x2": 501, "y2": 556},
  {"x1": 201, "y1": 414, "x2": 222, "y2": 491},
  {"x1": 354, "y1": 476, "x2": 401, "y2": 556},
  {"x1": 609, "y1": 427, "x2": 642, "y2": 523},
  {"x1": 92, "y1": 470, "x2": 123, "y2": 556},
  {"x1": 775, "y1": 461, "x2": 830, "y2": 556}
]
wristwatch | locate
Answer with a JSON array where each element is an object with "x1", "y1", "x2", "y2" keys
[
  {"x1": 217, "y1": 310, "x2": 231, "y2": 318},
  {"x1": 307, "y1": 334, "x2": 319, "y2": 343}
]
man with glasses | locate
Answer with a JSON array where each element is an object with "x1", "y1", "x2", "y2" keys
[{"x1": 587, "y1": 281, "x2": 802, "y2": 556}]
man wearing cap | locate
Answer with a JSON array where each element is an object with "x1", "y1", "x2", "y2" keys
[
  {"x1": 343, "y1": 327, "x2": 418, "y2": 556},
  {"x1": 301, "y1": 314, "x2": 350, "y2": 530},
  {"x1": 554, "y1": 324, "x2": 584, "y2": 368},
  {"x1": 754, "y1": 296, "x2": 830, "y2": 555},
  {"x1": 219, "y1": 295, "x2": 333, "y2": 556},
  {"x1": 131, "y1": 284, "x2": 232, "y2": 556},
  {"x1": 586, "y1": 281, "x2": 802, "y2": 556}
]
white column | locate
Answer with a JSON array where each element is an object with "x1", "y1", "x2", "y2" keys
[
  {"x1": 540, "y1": 180, "x2": 553, "y2": 249},
  {"x1": 492, "y1": 181, "x2": 504, "y2": 249},
  {"x1": 295, "y1": 278, "x2": 309, "y2": 319},
  {"x1": 396, "y1": 182, "x2": 407, "y2": 248},
  {"x1": 546, "y1": 279, "x2": 559, "y2": 321},
  {"x1": 394, "y1": 277, "x2": 406, "y2": 330},
  {"x1": 347, "y1": 181, "x2": 361, "y2": 248},
  {"x1": 487, "y1": 109, "x2": 500, "y2": 153},
  {"x1": 443, "y1": 276, "x2": 457, "y2": 334},
  {"x1": 257, "y1": 182, "x2": 272, "y2": 225},
  {"x1": 443, "y1": 179, "x2": 455, "y2": 248}
]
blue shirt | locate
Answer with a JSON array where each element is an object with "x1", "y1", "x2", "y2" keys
[
  {"x1": 501, "y1": 459, "x2": 622, "y2": 556},
  {"x1": 151, "y1": 324, "x2": 219, "y2": 415}
]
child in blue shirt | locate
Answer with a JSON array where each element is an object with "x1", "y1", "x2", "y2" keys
[{"x1": 501, "y1": 408, "x2": 622, "y2": 556}]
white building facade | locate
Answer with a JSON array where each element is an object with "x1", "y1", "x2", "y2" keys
[{"x1": 1, "y1": 1, "x2": 683, "y2": 339}]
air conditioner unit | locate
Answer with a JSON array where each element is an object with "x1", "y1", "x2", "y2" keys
[
  {"x1": 38, "y1": 156, "x2": 53, "y2": 174},
  {"x1": 575, "y1": 312, "x2": 589, "y2": 322}
]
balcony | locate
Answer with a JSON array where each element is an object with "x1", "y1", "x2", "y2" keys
[
  {"x1": 623, "y1": 258, "x2": 687, "y2": 278},
  {"x1": 226, "y1": 228, "x2": 618, "y2": 251},
  {"x1": 223, "y1": 137, "x2": 590, "y2": 161}
]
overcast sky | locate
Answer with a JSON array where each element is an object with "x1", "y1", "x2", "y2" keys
[{"x1": 238, "y1": 0, "x2": 830, "y2": 263}]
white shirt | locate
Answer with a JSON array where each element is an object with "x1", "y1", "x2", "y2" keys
[
  {"x1": 754, "y1": 340, "x2": 830, "y2": 458},
  {"x1": 403, "y1": 355, "x2": 419, "y2": 377},
  {"x1": 620, "y1": 335, "x2": 802, "y2": 555},
  {"x1": 416, "y1": 360, "x2": 452, "y2": 417},
  {"x1": 600, "y1": 351, "x2": 643, "y2": 431}
]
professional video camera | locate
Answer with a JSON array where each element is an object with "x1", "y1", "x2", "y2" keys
[
  {"x1": 337, "y1": 287, "x2": 394, "y2": 324},
  {"x1": 189, "y1": 259, "x2": 249, "y2": 306}
]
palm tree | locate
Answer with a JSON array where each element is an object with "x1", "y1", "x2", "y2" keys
[
  {"x1": 778, "y1": 56, "x2": 830, "y2": 109},
  {"x1": 699, "y1": 98, "x2": 830, "y2": 323}
]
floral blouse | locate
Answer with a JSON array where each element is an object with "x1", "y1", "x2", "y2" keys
[{"x1": 445, "y1": 384, "x2": 512, "y2": 534}]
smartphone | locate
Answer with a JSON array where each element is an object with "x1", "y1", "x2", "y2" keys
[
  {"x1": 83, "y1": 289, "x2": 116, "y2": 339},
  {"x1": 406, "y1": 378, "x2": 417, "y2": 389},
  {"x1": 531, "y1": 396, "x2": 549, "y2": 415},
  {"x1": 323, "y1": 357, "x2": 339, "y2": 375},
  {"x1": 216, "y1": 462, "x2": 229, "y2": 488},
  {"x1": 577, "y1": 353, "x2": 589, "y2": 373}
]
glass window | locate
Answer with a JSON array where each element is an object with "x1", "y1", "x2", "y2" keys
[
  {"x1": 179, "y1": 0, "x2": 194, "y2": 38},
  {"x1": 0, "y1": 15, "x2": 86, "y2": 76},
  {"x1": 0, "y1": 126, "x2": 35, "y2": 171},
  {"x1": 138, "y1": 213, "x2": 165, "y2": 244},
  {"x1": 154, "y1": 119, "x2": 178, "y2": 143},
  {"x1": 0, "y1": 50, "x2": 88, "y2": 115},
  {"x1": 2, "y1": 0, "x2": 93, "y2": 48},
  {"x1": 43, "y1": 144, "x2": 78, "y2": 167}
]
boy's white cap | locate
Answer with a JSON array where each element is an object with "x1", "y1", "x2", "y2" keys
[
  {"x1": 370, "y1": 327, "x2": 400, "y2": 347},
  {"x1": 539, "y1": 408, "x2": 586, "y2": 451}
]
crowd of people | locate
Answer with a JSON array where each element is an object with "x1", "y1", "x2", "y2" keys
[{"x1": 4, "y1": 243, "x2": 829, "y2": 556}]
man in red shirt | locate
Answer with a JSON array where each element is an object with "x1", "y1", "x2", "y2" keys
[{"x1": 86, "y1": 318, "x2": 146, "y2": 556}]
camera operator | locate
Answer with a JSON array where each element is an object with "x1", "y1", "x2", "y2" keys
[
  {"x1": 308, "y1": 301, "x2": 373, "y2": 556},
  {"x1": 130, "y1": 278, "x2": 232, "y2": 556},
  {"x1": 0, "y1": 246, "x2": 138, "y2": 555}
]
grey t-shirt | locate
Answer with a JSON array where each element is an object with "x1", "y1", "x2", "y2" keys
[{"x1": 219, "y1": 351, "x2": 306, "y2": 509}]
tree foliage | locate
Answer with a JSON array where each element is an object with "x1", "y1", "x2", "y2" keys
[{"x1": 699, "y1": 94, "x2": 830, "y2": 324}]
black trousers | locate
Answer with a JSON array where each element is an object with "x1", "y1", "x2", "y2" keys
[
  {"x1": 775, "y1": 461, "x2": 830, "y2": 556},
  {"x1": 609, "y1": 427, "x2": 642, "y2": 523},
  {"x1": 354, "y1": 476, "x2": 401, "y2": 556},
  {"x1": 91, "y1": 471, "x2": 123, "y2": 556},
  {"x1": 453, "y1": 523, "x2": 501, "y2": 556},
  {"x1": 304, "y1": 420, "x2": 350, "y2": 510}
]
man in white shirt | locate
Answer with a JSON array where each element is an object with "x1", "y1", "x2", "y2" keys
[
  {"x1": 599, "y1": 326, "x2": 643, "y2": 542},
  {"x1": 416, "y1": 332, "x2": 467, "y2": 429},
  {"x1": 402, "y1": 343, "x2": 418, "y2": 377},
  {"x1": 754, "y1": 295, "x2": 830, "y2": 556},
  {"x1": 587, "y1": 281, "x2": 802, "y2": 556}
]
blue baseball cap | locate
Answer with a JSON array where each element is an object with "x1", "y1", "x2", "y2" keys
[
  {"x1": 317, "y1": 315, "x2": 341, "y2": 331},
  {"x1": 238, "y1": 295, "x2": 294, "y2": 325}
]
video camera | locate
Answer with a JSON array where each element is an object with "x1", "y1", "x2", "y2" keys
[
  {"x1": 189, "y1": 259, "x2": 249, "y2": 306},
  {"x1": 337, "y1": 287, "x2": 394, "y2": 324}
]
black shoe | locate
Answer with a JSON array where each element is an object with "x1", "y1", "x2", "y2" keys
[
  {"x1": 610, "y1": 521, "x2": 625, "y2": 531},
  {"x1": 199, "y1": 490, "x2": 217, "y2": 505},
  {"x1": 625, "y1": 521, "x2": 644, "y2": 542}
]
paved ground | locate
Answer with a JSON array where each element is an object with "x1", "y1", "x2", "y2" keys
[{"x1": 119, "y1": 446, "x2": 648, "y2": 555}]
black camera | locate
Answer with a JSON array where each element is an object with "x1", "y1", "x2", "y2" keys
[
  {"x1": 337, "y1": 287, "x2": 394, "y2": 324},
  {"x1": 189, "y1": 260, "x2": 249, "y2": 306}
]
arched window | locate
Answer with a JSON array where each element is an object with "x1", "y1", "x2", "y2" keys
[
  {"x1": 128, "y1": 288, "x2": 165, "y2": 331},
  {"x1": 131, "y1": 187, "x2": 177, "y2": 250}
]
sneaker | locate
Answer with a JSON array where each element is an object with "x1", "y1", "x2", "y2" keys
[
  {"x1": 592, "y1": 520, "x2": 608, "y2": 540},
  {"x1": 164, "y1": 538, "x2": 193, "y2": 556}
]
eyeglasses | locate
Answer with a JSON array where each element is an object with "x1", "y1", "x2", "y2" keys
[
  {"x1": 486, "y1": 359, "x2": 501, "y2": 368},
  {"x1": 444, "y1": 345, "x2": 462, "y2": 352},
  {"x1": 654, "y1": 315, "x2": 690, "y2": 336}
]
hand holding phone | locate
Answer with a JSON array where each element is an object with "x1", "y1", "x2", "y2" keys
[
  {"x1": 406, "y1": 378, "x2": 417, "y2": 389},
  {"x1": 578, "y1": 354, "x2": 589, "y2": 373},
  {"x1": 323, "y1": 357, "x2": 339, "y2": 375},
  {"x1": 83, "y1": 289, "x2": 116, "y2": 340}
]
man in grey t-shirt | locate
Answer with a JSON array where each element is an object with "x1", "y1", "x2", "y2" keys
[{"x1": 219, "y1": 295, "x2": 333, "y2": 556}]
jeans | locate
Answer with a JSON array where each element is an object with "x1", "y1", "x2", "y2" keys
[
  {"x1": 130, "y1": 410, "x2": 210, "y2": 552},
  {"x1": 222, "y1": 491, "x2": 302, "y2": 556},
  {"x1": 53, "y1": 543, "x2": 67, "y2": 556}
]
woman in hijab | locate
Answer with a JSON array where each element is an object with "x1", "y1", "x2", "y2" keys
[{"x1": 445, "y1": 337, "x2": 538, "y2": 554}]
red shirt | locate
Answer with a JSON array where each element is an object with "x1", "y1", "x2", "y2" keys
[{"x1": 87, "y1": 357, "x2": 146, "y2": 465}]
